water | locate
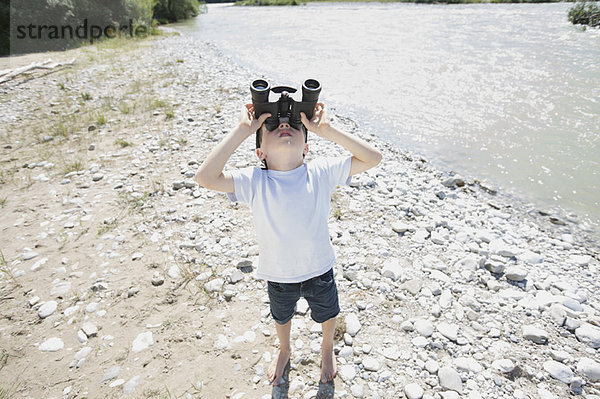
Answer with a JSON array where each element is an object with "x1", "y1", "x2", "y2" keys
[{"x1": 174, "y1": 2, "x2": 599, "y2": 227}]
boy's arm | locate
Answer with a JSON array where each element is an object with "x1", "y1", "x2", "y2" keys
[
  {"x1": 195, "y1": 105, "x2": 270, "y2": 192},
  {"x1": 301, "y1": 103, "x2": 382, "y2": 176}
]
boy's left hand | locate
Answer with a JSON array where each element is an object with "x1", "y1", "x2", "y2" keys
[{"x1": 300, "y1": 102, "x2": 331, "y2": 138}]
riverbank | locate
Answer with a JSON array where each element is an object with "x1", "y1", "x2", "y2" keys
[{"x1": 0, "y1": 31, "x2": 599, "y2": 398}]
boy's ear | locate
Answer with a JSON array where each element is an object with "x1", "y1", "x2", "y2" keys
[
  {"x1": 302, "y1": 143, "x2": 309, "y2": 156},
  {"x1": 256, "y1": 148, "x2": 266, "y2": 161}
]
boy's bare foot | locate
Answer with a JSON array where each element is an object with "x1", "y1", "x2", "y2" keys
[
  {"x1": 267, "y1": 349, "x2": 291, "y2": 386},
  {"x1": 320, "y1": 347, "x2": 337, "y2": 383}
]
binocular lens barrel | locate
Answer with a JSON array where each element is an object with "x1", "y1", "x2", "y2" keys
[
  {"x1": 251, "y1": 79, "x2": 270, "y2": 104},
  {"x1": 302, "y1": 79, "x2": 321, "y2": 103}
]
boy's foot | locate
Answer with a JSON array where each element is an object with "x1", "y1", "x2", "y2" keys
[
  {"x1": 320, "y1": 348, "x2": 337, "y2": 383},
  {"x1": 267, "y1": 349, "x2": 291, "y2": 386}
]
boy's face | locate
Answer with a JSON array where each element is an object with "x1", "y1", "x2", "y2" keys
[{"x1": 256, "y1": 117, "x2": 308, "y2": 166}]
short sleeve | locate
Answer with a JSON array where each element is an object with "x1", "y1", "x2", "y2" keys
[
  {"x1": 225, "y1": 166, "x2": 257, "y2": 204},
  {"x1": 311, "y1": 155, "x2": 353, "y2": 191}
]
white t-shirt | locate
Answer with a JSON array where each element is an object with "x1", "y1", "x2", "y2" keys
[{"x1": 227, "y1": 156, "x2": 353, "y2": 283}]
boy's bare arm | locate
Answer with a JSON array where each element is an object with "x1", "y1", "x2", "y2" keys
[
  {"x1": 301, "y1": 103, "x2": 382, "y2": 176},
  {"x1": 195, "y1": 105, "x2": 270, "y2": 192}
]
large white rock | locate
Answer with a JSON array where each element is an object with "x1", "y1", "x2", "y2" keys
[
  {"x1": 488, "y1": 238, "x2": 519, "y2": 257},
  {"x1": 132, "y1": 331, "x2": 153, "y2": 353},
  {"x1": 37, "y1": 301, "x2": 57, "y2": 319},
  {"x1": 205, "y1": 278, "x2": 224, "y2": 292},
  {"x1": 522, "y1": 325, "x2": 548, "y2": 344},
  {"x1": 543, "y1": 360, "x2": 573, "y2": 383},
  {"x1": 339, "y1": 364, "x2": 357, "y2": 382},
  {"x1": 362, "y1": 356, "x2": 380, "y2": 372},
  {"x1": 404, "y1": 383, "x2": 424, "y2": 399},
  {"x1": 437, "y1": 322, "x2": 459, "y2": 342},
  {"x1": 492, "y1": 359, "x2": 515, "y2": 373},
  {"x1": 345, "y1": 313, "x2": 361, "y2": 337},
  {"x1": 505, "y1": 266, "x2": 528, "y2": 282},
  {"x1": 381, "y1": 259, "x2": 403, "y2": 281},
  {"x1": 575, "y1": 323, "x2": 600, "y2": 348},
  {"x1": 438, "y1": 366, "x2": 463, "y2": 393},
  {"x1": 414, "y1": 319, "x2": 434, "y2": 337},
  {"x1": 577, "y1": 358, "x2": 600, "y2": 381},
  {"x1": 39, "y1": 337, "x2": 64, "y2": 352}
]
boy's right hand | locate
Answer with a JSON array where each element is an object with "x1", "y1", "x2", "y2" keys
[{"x1": 238, "y1": 104, "x2": 271, "y2": 137}]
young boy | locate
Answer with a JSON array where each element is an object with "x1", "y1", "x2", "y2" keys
[{"x1": 194, "y1": 102, "x2": 382, "y2": 387}]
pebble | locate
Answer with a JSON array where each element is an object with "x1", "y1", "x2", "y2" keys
[
  {"x1": 345, "y1": 313, "x2": 361, "y2": 337},
  {"x1": 522, "y1": 325, "x2": 548, "y2": 345},
  {"x1": 81, "y1": 322, "x2": 98, "y2": 338},
  {"x1": 492, "y1": 359, "x2": 515, "y2": 373},
  {"x1": 414, "y1": 319, "x2": 434, "y2": 337},
  {"x1": 504, "y1": 266, "x2": 528, "y2": 282},
  {"x1": 362, "y1": 356, "x2": 380, "y2": 372},
  {"x1": 438, "y1": 367, "x2": 463, "y2": 393},
  {"x1": 339, "y1": 364, "x2": 357, "y2": 382},
  {"x1": 132, "y1": 331, "x2": 153, "y2": 352},
  {"x1": 575, "y1": 323, "x2": 600, "y2": 348},
  {"x1": 404, "y1": 383, "x2": 424, "y2": 399},
  {"x1": 39, "y1": 337, "x2": 64, "y2": 352},
  {"x1": 100, "y1": 365, "x2": 121, "y2": 383},
  {"x1": 151, "y1": 271, "x2": 164, "y2": 286},
  {"x1": 205, "y1": 278, "x2": 224, "y2": 292},
  {"x1": 576, "y1": 358, "x2": 600, "y2": 381},
  {"x1": 543, "y1": 360, "x2": 573, "y2": 383},
  {"x1": 123, "y1": 375, "x2": 140, "y2": 394},
  {"x1": 37, "y1": 301, "x2": 57, "y2": 318}
]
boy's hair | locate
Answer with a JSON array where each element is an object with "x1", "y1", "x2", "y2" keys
[{"x1": 256, "y1": 124, "x2": 308, "y2": 170}]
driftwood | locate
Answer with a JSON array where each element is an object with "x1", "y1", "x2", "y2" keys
[{"x1": 0, "y1": 58, "x2": 76, "y2": 84}]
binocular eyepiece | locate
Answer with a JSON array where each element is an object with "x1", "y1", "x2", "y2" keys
[{"x1": 250, "y1": 79, "x2": 321, "y2": 138}]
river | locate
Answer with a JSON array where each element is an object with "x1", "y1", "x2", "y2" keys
[{"x1": 173, "y1": 2, "x2": 600, "y2": 228}]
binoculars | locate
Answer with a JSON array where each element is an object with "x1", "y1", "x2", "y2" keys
[{"x1": 250, "y1": 79, "x2": 321, "y2": 144}]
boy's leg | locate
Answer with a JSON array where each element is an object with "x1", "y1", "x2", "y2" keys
[
  {"x1": 267, "y1": 280, "x2": 300, "y2": 386},
  {"x1": 320, "y1": 316, "x2": 337, "y2": 383},
  {"x1": 302, "y1": 268, "x2": 340, "y2": 383},
  {"x1": 267, "y1": 319, "x2": 292, "y2": 386}
]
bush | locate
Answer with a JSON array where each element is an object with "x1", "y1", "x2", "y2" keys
[
  {"x1": 6, "y1": 0, "x2": 154, "y2": 55},
  {"x1": 152, "y1": 0, "x2": 200, "y2": 23},
  {"x1": 568, "y1": 1, "x2": 600, "y2": 27}
]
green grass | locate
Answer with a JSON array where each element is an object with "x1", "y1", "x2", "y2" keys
[
  {"x1": 0, "y1": 249, "x2": 19, "y2": 287},
  {"x1": 61, "y1": 158, "x2": 85, "y2": 175},
  {"x1": 96, "y1": 113, "x2": 107, "y2": 126},
  {"x1": 115, "y1": 138, "x2": 134, "y2": 148}
]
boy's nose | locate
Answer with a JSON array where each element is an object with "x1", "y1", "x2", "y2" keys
[{"x1": 278, "y1": 121, "x2": 291, "y2": 129}]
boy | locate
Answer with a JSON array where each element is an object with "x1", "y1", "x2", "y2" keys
[{"x1": 194, "y1": 101, "x2": 382, "y2": 387}]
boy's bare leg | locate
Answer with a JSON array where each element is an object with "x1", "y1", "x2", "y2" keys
[
  {"x1": 268, "y1": 319, "x2": 292, "y2": 386},
  {"x1": 320, "y1": 316, "x2": 337, "y2": 383}
]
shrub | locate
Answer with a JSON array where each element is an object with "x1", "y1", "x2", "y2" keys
[
  {"x1": 568, "y1": 2, "x2": 600, "y2": 27},
  {"x1": 152, "y1": 0, "x2": 200, "y2": 23},
  {"x1": 6, "y1": 0, "x2": 154, "y2": 55}
]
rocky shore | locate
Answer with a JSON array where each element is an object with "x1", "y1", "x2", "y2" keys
[{"x1": 0, "y1": 30, "x2": 599, "y2": 399}]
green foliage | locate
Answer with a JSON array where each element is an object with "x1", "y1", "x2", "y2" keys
[
  {"x1": 152, "y1": 0, "x2": 201, "y2": 23},
  {"x1": 7, "y1": 0, "x2": 154, "y2": 55},
  {"x1": 569, "y1": 1, "x2": 600, "y2": 27}
]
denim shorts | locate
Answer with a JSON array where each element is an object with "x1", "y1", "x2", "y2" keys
[{"x1": 267, "y1": 268, "x2": 340, "y2": 325}]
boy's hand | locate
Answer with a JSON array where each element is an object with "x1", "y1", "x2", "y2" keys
[
  {"x1": 300, "y1": 102, "x2": 331, "y2": 138},
  {"x1": 238, "y1": 104, "x2": 271, "y2": 137}
]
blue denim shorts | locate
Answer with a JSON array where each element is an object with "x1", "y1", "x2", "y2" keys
[{"x1": 267, "y1": 268, "x2": 340, "y2": 325}]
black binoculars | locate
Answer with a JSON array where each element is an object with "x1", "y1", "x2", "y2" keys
[{"x1": 250, "y1": 79, "x2": 321, "y2": 142}]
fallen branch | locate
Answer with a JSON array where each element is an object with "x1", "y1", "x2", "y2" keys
[{"x1": 0, "y1": 58, "x2": 76, "y2": 84}]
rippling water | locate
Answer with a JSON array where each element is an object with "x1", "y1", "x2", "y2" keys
[{"x1": 174, "y1": 3, "x2": 599, "y2": 227}]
